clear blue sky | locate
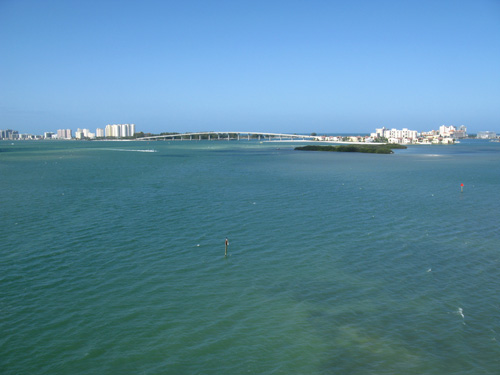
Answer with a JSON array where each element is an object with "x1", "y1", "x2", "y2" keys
[{"x1": 1, "y1": 0, "x2": 499, "y2": 135}]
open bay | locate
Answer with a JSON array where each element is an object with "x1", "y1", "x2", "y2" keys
[{"x1": 1, "y1": 139, "x2": 499, "y2": 374}]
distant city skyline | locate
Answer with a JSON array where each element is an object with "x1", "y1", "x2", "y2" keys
[
  {"x1": 1, "y1": 0, "x2": 499, "y2": 134},
  {"x1": 3, "y1": 122, "x2": 500, "y2": 144}
]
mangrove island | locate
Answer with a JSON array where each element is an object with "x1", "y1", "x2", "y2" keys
[{"x1": 295, "y1": 144, "x2": 407, "y2": 154}]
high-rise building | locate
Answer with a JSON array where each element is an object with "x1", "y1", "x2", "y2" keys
[
  {"x1": 57, "y1": 129, "x2": 72, "y2": 139},
  {"x1": 105, "y1": 124, "x2": 112, "y2": 137},
  {"x1": 439, "y1": 125, "x2": 456, "y2": 137},
  {"x1": 0, "y1": 129, "x2": 17, "y2": 140},
  {"x1": 439, "y1": 125, "x2": 468, "y2": 139},
  {"x1": 104, "y1": 124, "x2": 136, "y2": 138},
  {"x1": 372, "y1": 127, "x2": 418, "y2": 140}
]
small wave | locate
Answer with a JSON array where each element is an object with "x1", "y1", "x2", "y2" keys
[{"x1": 105, "y1": 148, "x2": 157, "y2": 153}]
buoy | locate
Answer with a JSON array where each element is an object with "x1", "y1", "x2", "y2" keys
[{"x1": 460, "y1": 183, "x2": 464, "y2": 193}]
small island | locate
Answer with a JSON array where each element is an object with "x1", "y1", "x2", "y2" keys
[{"x1": 295, "y1": 144, "x2": 407, "y2": 154}]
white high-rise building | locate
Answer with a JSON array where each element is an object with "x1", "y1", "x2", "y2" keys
[
  {"x1": 104, "y1": 124, "x2": 136, "y2": 138},
  {"x1": 105, "y1": 124, "x2": 120, "y2": 137},
  {"x1": 57, "y1": 129, "x2": 72, "y2": 139},
  {"x1": 96, "y1": 128, "x2": 104, "y2": 138},
  {"x1": 439, "y1": 125, "x2": 456, "y2": 137},
  {"x1": 105, "y1": 124, "x2": 113, "y2": 137},
  {"x1": 438, "y1": 125, "x2": 468, "y2": 139},
  {"x1": 372, "y1": 127, "x2": 418, "y2": 141}
]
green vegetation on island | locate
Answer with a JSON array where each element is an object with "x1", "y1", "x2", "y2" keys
[{"x1": 295, "y1": 144, "x2": 407, "y2": 154}]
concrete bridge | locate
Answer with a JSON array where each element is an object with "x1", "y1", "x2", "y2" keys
[{"x1": 137, "y1": 131, "x2": 319, "y2": 141}]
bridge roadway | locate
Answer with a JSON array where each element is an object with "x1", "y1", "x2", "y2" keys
[{"x1": 137, "y1": 131, "x2": 318, "y2": 141}]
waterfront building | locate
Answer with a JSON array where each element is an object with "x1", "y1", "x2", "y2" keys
[
  {"x1": 372, "y1": 126, "x2": 463, "y2": 144},
  {"x1": 57, "y1": 129, "x2": 72, "y2": 139},
  {"x1": 0, "y1": 129, "x2": 19, "y2": 140},
  {"x1": 437, "y1": 125, "x2": 466, "y2": 139},
  {"x1": 105, "y1": 124, "x2": 120, "y2": 138},
  {"x1": 18, "y1": 134, "x2": 31, "y2": 140},
  {"x1": 105, "y1": 124, "x2": 113, "y2": 138},
  {"x1": 372, "y1": 127, "x2": 386, "y2": 138},
  {"x1": 80, "y1": 129, "x2": 95, "y2": 139},
  {"x1": 477, "y1": 131, "x2": 497, "y2": 139},
  {"x1": 439, "y1": 125, "x2": 456, "y2": 138},
  {"x1": 73, "y1": 128, "x2": 96, "y2": 139},
  {"x1": 104, "y1": 124, "x2": 135, "y2": 138},
  {"x1": 421, "y1": 129, "x2": 439, "y2": 136},
  {"x1": 372, "y1": 127, "x2": 418, "y2": 143},
  {"x1": 96, "y1": 128, "x2": 104, "y2": 138},
  {"x1": 455, "y1": 125, "x2": 467, "y2": 139},
  {"x1": 44, "y1": 132, "x2": 55, "y2": 139},
  {"x1": 121, "y1": 124, "x2": 129, "y2": 137}
]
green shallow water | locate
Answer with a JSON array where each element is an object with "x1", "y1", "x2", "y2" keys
[{"x1": 1, "y1": 140, "x2": 500, "y2": 374}]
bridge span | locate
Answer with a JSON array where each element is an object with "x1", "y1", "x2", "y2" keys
[{"x1": 137, "y1": 131, "x2": 319, "y2": 141}]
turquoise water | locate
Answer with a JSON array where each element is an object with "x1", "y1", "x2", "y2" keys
[{"x1": 1, "y1": 139, "x2": 500, "y2": 374}]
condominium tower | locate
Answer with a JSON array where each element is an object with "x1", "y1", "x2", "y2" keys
[{"x1": 105, "y1": 124, "x2": 135, "y2": 138}]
